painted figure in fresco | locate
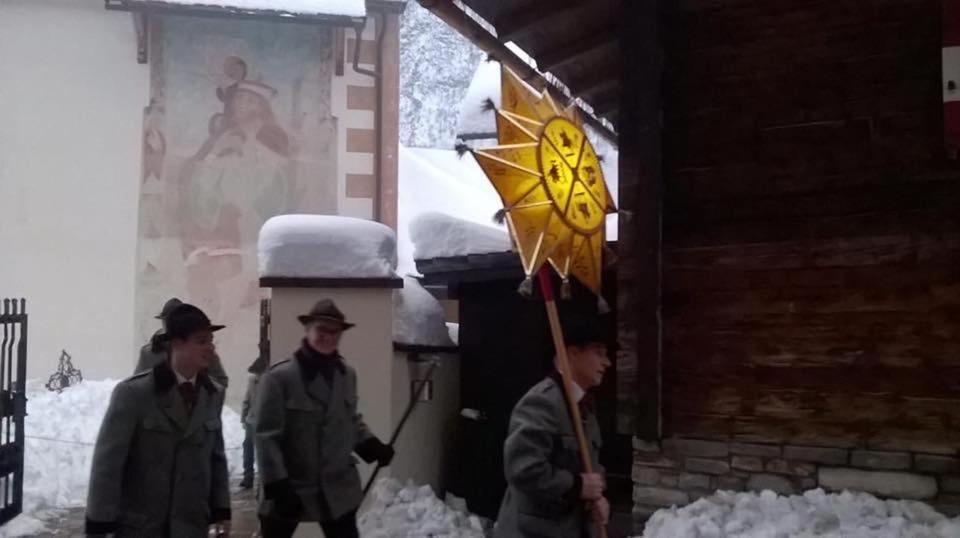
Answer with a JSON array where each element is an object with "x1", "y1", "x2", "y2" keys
[{"x1": 181, "y1": 56, "x2": 293, "y2": 319}]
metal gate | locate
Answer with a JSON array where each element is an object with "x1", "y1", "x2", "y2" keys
[{"x1": 0, "y1": 299, "x2": 26, "y2": 526}]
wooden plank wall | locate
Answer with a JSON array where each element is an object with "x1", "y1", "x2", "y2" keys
[{"x1": 660, "y1": 0, "x2": 960, "y2": 449}]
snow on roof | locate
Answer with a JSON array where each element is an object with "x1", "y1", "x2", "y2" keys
[
  {"x1": 393, "y1": 277, "x2": 455, "y2": 347},
  {"x1": 259, "y1": 215, "x2": 397, "y2": 279},
  {"x1": 145, "y1": 0, "x2": 365, "y2": 17},
  {"x1": 397, "y1": 145, "x2": 509, "y2": 275},
  {"x1": 410, "y1": 212, "x2": 512, "y2": 265},
  {"x1": 642, "y1": 488, "x2": 960, "y2": 537},
  {"x1": 457, "y1": 60, "x2": 501, "y2": 138}
]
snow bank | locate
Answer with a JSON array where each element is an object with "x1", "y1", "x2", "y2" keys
[
  {"x1": 359, "y1": 478, "x2": 489, "y2": 537},
  {"x1": 14, "y1": 379, "x2": 244, "y2": 520},
  {"x1": 410, "y1": 212, "x2": 511, "y2": 263},
  {"x1": 149, "y1": 0, "x2": 365, "y2": 17},
  {"x1": 394, "y1": 277, "x2": 455, "y2": 347},
  {"x1": 397, "y1": 146, "x2": 508, "y2": 275},
  {"x1": 641, "y1": 489, "x2": 960, "y2": 538},
  {"x1": 0, "y1": 513, "x2": 48, "y2": 538},
  {"x1": 259, "y1": 215, "x2": 397, "y2": 279}
]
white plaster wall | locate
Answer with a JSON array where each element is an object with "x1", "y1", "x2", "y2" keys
[
  {"x1": 0, "y1": 0, "x2": 148, "y2": 382},
  {"x1": 390, "y1": 351, "x2": 461, "y2": 495}
]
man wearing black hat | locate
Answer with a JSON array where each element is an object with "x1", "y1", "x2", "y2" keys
[
  {"x1": 86, "y1": 303, "x2": 231, "y2": 537},
  {"x1": 254, "y1": 299, "x2": 394, "y2": 538},
  {"x1": 136, "y1": 298, "x2": 229, "y2": 387},
  {"x1": 494, "y1": 316, "x2": 612, "y2": 538}
]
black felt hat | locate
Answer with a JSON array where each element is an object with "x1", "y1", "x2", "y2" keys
[
  {"x1": 163, "y1": 303, "x2": 225, "y2": 340},
  {"x1": 155, "y1": 297, "x2": 184, "y2": 320},
  {"x1": 297, "y1": 299, "x2": 355, "y2": 330}
]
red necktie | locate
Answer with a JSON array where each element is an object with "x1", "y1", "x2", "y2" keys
[{"x1": 179, "y1": 382, "x2": 197, "y2": 412}]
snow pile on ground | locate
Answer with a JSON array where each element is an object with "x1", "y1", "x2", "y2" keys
[
  {"x1": 410, "y1": 212, "x2": 511, "y2": 263},
  {"x1": 153, "y1": 0, "x2": 365, "y2": 17},
  {"x1": 6, "y1": 378, "x2": 245, "y2": 531},
  {"x1": 259, "y1": 215, "x2": 397, "y2": 279},
  {"x1": 397, "y1": 145, "x2": 508, "y2": 274},
  {"x1": 359, "y1": 478, "x2": 488, "y2": 537},
  {"x1": 641, "y1": 489, "x2": 960, "y2": 538},
  {"x1": 394, "y1": 277, "x2": 455, "y2": 347},
  {"x1": 0, "y1": 513, "x2": 49, "y2": 538}
]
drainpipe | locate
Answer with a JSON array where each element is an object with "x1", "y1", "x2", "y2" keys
[{"x1": 352, "y1": 13, "x2": 388, "y2": 223}]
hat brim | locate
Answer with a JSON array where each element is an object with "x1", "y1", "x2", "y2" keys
[
  {"x1": 157, "y1": 324, "x2": 226, "y2": 340},
  {"x1": 297, "y1": 315, "x2": 355, "y2": 330}
]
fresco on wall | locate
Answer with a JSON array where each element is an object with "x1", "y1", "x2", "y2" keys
[{"x1": 135, "y1": 17, "x2": 337, "y2": 374}]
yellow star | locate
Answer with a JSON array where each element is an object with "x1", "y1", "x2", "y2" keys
[{"x1": 472, "y1": 66, "x2": 616, "y2": 296}]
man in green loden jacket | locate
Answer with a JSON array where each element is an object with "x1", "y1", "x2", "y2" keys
[
  {"x1": 494, "y1": 315, "x2": 612, "y2": 538},
  {"x1": 86, "y1": 303, "x2": 231, "y2": 538},
  {"x1": 254, "y1": 299, "x2": 394, "y2": 538}
]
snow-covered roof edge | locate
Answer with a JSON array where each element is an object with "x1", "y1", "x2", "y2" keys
[{"x1": 110, "y1": 0, "x2": 368, "y2": 21}]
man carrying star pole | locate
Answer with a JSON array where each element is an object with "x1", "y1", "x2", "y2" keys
[{"x1": 494, "y1": 313, "x2": 611, "y2": 538}]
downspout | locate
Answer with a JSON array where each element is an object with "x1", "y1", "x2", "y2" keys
[{"x1": 352, "y1": 13, "x2": 388, "y2": 223}]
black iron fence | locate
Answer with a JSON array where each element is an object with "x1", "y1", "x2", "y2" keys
[{"x1": 0, "y1": 299, "x2": 26, "y2": 526}]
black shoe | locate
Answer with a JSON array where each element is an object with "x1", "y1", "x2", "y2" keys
[{"x1": 240, "y1": 476, "x2": 254, "y2": 489}]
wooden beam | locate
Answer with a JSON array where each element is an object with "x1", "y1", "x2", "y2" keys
[
  {"x1": 591, "y1": 93, "x2": 619, "y2": 116},
  {"x1": 616, "y1": 0, "x2": 663, "y2": 439},
  {"x1": 496, "y1": 0, "x2": 580, "y2": 43},
  {"x1": 379, "y1": 12, "x2": 401, "y2": 229},
  {"x1": 573, "y1": 75, "x2": 619, "y2": 102},
  {"x1": 538, "y1": 27, "x2": 616, "y2": 72},
  {"x1": 418, "y1": 0, "x2": 617, "y2": 142}
]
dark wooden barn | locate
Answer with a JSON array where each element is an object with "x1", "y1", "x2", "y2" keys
[{"x1": 420, "y1": 0, "x2": 960, "y2": 532}]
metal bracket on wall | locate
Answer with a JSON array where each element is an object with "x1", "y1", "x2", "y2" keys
[{"x1": 133, "y1": 12, "x2": 149, "y2": 64}]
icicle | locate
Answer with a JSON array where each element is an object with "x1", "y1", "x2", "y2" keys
[
  {"x1": 560, "y1": 279, "x2": 572, "y2": 300},
  {"x1": 597, "y1": 295, "x2": 611, "y2": 314},
  {"x1": 517, "y1": 276, "x2": 534, "y2": 297}
]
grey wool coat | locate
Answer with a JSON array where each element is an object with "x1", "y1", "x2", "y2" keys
[
  {"x1": 136, "y1": 330, "x2": 230, "y2": 388},
  {"x1": 254, "y1": 352, "x2": 375, "y2": 521},
  {"x1": 85, "y1": 362, "x2": 231, "y2": 537},
  {"x1": 494, "y1": 374, "x2": 604, "y2": 538}
]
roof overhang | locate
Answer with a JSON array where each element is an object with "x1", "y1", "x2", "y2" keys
[
  {"x1": 105, "y1": 0, "x2": 367, "y2": 25},
  {"x1": 418, "y1": 0, "x2": 619, "y2": 143}
]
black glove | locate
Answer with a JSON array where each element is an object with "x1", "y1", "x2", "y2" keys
[
  {"x1": 356, "y1": 437, "x2": 395, "y2": 466},
  {"x1": 264, "y1": 479, "x2": 303, "y2": 519}
]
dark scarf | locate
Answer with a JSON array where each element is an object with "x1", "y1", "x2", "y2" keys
[{"x1": 294, "y1": 339, "x2": 345, "y2": 385}]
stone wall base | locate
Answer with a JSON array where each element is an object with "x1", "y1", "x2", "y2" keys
[{"x1": 632, "y1": 437, "x2": 960, "y2": 529}]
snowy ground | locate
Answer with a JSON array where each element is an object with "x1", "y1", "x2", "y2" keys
[
  {"x1": 0, "y1": 379, "x2": 244, "y2": 537},
  {"x1": 641, "y1": 489, "x2": 960, "y2": 538},
  {"x1": 360, "y1": 478, "x2": 490, "y2": 538}
]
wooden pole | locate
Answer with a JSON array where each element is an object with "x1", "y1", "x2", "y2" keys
[{"x1": 537, "y1": 267, "x2": 608, "y2": 538}]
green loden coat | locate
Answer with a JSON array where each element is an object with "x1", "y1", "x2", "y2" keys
[
  {"x1": 85, "y1": 361, "x2": 231, "y2": 537},
  {"x1": 253, "y1": 352, "x2": 374, "y2": 522},
  {"x1": 494, "y1": 373, "x2": 604, "y2": 538}
]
